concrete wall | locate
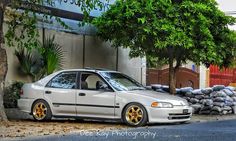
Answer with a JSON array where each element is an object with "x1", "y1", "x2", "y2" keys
[
  {"x1": 3, "y1": 25, "x2": 146, "y2": 85},
  {"x1": 147, "y1": 67, "x2": 199, "y2": 88},
  {"x1": 199, "y1": 66, "x2": 208, "y2": 89},
  {"x1": 117, "y1": 48, "x2": 146, "y2": 85},
  {"x1": 46, "y1": 30, "x2": 84, "y2": 69},
  {"x1": 159, "y1": 61, "x2": 199, "y2": 73},
  {"x1": 84, "y1": 36, "x2": 117, "y2": 70}
]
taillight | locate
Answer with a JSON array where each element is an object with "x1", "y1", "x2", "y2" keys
[{"x1": 20, "y1": 89, "x2": 23, "y2": 96}]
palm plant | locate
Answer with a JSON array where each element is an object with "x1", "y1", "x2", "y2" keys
[
  {"x1": 40, "y1": 35, "x2": 64, "y2": 76},
  {"x1": 15, "y1": 47, "x2": 42, "y2": 81}
]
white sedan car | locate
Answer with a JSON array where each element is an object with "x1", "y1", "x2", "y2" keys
[{"x1": 18, "y1": 68, "x2": 192, "y2": 126}]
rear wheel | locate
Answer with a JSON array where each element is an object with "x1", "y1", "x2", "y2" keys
[
  {"x1": 32, "y1": 100, "x2": 52, "y2": 121},
  {"x1": 122, "y1": 103, "x2": 148, "y2": 126}
]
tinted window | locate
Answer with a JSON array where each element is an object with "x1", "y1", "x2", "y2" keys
[{"x1": 48, "y1": 72, "x2": 77, "y2": 89}]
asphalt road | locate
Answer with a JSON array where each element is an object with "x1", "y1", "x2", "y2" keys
[{"x1": 19, "y1": 119, "x2": 236, "y2": 141}]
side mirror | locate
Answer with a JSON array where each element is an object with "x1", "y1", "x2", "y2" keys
[
  {"x1": 97, "y1": 81, "x2": 110, "y2": 91},
  {"x1": 100, "y1": 84, "x2": 109, "y2": 90}
]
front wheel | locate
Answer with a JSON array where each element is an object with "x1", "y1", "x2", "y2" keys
[
  {"x1": 32, "y1": 100, "x2": 52, "y2": 121},
  {"x1": 122, "y1": 103, "x2": 148, "y2": 126}
]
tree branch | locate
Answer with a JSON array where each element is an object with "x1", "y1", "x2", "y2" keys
[
  {"x1": 175, "y1": 59, "x2": 181, "y2": 71},
  {"x1": 0, "y1": 5, "x2": 5, "y2": 44}
]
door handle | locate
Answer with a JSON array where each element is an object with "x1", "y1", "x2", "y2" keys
[
  {"x1": 78, "y1": 93, "x2": 86, "y2": 96},
  {"x1": 45, "y1": 91, "x2": 52, "y2": 94}
]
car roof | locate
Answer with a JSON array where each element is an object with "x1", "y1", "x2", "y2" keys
[
  {"x1": 57, "y1": 68, "x2": 119, "y2": 73},
  {"x1": 35, "y1": 68, "x2": 119, "y2": 86}
]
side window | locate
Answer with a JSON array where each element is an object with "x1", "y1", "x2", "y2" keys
[
  {"x1": 80, "y1": 73, "x2": 105, "y2": 90},
  {"x1": 47, "y1": 72, "x2": 77, "y2": 89}
]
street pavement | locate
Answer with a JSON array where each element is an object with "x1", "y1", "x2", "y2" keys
[{"x1": 18, "y1": 119, "x2": 236, "y2": 141}]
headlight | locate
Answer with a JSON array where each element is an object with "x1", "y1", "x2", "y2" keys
[{"x1": 151, "y1": 102, "x2": 173, "y2": 108}]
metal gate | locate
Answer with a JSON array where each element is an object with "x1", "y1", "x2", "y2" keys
[{"x1": 209, "y1": 65, "x2": 236, "y2": 86}]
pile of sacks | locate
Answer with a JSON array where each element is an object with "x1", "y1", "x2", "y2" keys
[{"x1": 151, "y1": 84, "x2": 236, "y2": 115}]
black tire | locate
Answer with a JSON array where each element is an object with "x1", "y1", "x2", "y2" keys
[
  {"x1": 122, "y1": 103, "x2": 148, "y2": 126},
  {"x1": 32, "y1": 100, "x2": 52, "y2": 121}
]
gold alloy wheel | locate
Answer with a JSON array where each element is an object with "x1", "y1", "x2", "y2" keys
[
  {"x1": 33, "y1": 102, "x2": 47, "y2": 120},
  {"x1": 125, "y1": 105, "x2": 144, "y2": 125}
]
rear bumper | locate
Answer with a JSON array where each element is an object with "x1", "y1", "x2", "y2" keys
[
  {"x1": 17, "y1": 98, "x2": 35, "y2": 114},
  {"x1": 146, "y1": 105, "x2": 192, "y2": 123}
]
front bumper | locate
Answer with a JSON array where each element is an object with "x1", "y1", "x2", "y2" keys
[{"x1": 145, "y1": 105, "x2": 192, "y2": 123}]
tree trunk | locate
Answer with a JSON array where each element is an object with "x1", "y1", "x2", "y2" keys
[
  {"x1": 0, "y1": 86, "x2": 8, "y2": 122},
  {"x1": 168, "y1": 57, "x2": 176, "y2": 95},
  {"x1": 168, "y1": 46, "x2": 176, "y2": 95},
  {"x1": 0, "y1": 1, "x2": 8, "y2": 122},
  {"x1": 0, "y1": 48, "x2": 8, "y2": 122}
]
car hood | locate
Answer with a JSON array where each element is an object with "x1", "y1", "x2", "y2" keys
[{"x1": 126, "y1": 90, "x2": 188, "y2": 106}]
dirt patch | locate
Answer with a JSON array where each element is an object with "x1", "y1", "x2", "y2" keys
[{"x1": 0, "y1": 119, "x2": 126, "y2": 139}]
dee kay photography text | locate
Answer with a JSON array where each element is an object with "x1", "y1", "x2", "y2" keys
[{"x1": 76, "y1": 130, "x2": 157, "y2": 139}]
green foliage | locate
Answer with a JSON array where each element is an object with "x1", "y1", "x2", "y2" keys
[
  {"x1": 93, "y1": 0, "x2": 236, "y2": 68},
  {"x1": 4, "y1": 0, "x2": 65, "y2": 50},
  {"x1": 15, "y1": 47, "x2": 42, "y2": 80},
  {"x1": 39, "y1": 35, "x2": 64, "y2": 76},
  {"x1": 147, "y1": 56, "x2": 168, "y2": 68},
  {"x1": 3, "y1": 81, "x2": 24, "y2": 108},
  {"x1": 5, "y1": 5, "x2": 40, "y2": 50}
]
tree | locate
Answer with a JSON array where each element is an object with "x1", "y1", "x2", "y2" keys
[
  {"x1": 0, "y1": 0, "x2": 10, "y2": 122},
  {"x1": 93, "y1": 0, "x2": 236, "y2": 94},
  {"x1": 0, "y1": 0, "x2": 108, "y2": 121}
]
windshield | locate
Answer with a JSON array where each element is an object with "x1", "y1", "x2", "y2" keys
[{"x1": 100, "y1": 72, "x2": 145, "y2": 91}]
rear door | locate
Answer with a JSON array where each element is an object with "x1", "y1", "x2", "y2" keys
[{"x1": 44, "y1": 71, "x2": 78, "y2": 116}]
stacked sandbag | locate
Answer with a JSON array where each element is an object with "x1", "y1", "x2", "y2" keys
[
  {"x1": 151, "y1": 84, "x2": 236, "y2": 115},
  {"x1": 185, "y1": 85, "x2": 236, "y2": 115}
]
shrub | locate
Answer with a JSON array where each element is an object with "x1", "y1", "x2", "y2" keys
[{"x1": 3, "y1": 81, "x2": 24, "y2": 108}]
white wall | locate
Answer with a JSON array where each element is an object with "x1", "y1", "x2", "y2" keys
[
  {"x1": 217, "y1": 0, "x2": 236, "y2": 12},
  {"x1": 199, "y1": 66, "x2": 208, "y2": 89}
]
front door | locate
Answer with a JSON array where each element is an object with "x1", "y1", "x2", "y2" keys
[
  {"x1": 44, "y1": 71, "x2": 77, "y2": 116},
  {"x1": 76, "y1": 72, "x2": 116, "y2": 118}
]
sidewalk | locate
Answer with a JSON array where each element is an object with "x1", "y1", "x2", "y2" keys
[{"x1": 191, "y1": 114, "x2": 236, "y2": 123}]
